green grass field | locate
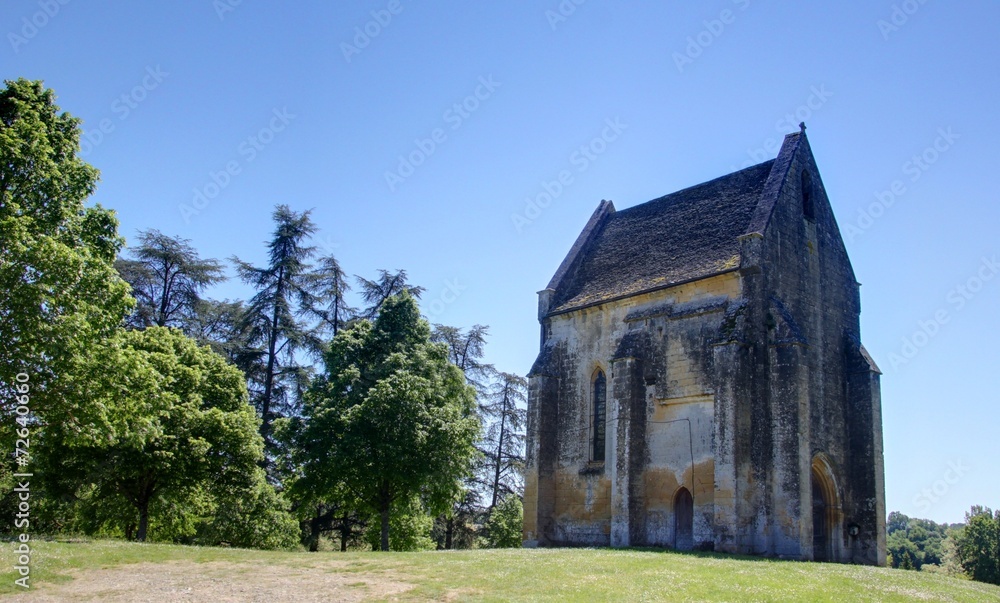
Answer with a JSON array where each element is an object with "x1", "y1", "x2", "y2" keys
[{"x1": 2, "y1": 539, "x2": 999, "y2": 602}]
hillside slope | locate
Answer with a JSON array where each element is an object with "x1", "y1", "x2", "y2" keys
[{"x1": 1, "y1": 540, "x2": 998, "y2": 602}]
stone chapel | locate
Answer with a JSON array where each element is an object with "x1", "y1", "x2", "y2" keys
[{"x1": 522, "y1": 127, "x2": 886, "y2": 565}]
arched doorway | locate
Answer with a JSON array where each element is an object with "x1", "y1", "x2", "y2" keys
[
  {"x1": 811, "y1": 454, "x2": 841, "y2": 562},
  {"x1": 811, "y1": 475, "x2": 828, "y2": 560},
  {"x1": 674, "y1": 487, "x2": 693, "y2": 551}
]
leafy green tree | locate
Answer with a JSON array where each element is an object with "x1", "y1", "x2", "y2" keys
[
  {"x1": 232, "y1": 205, "x2": 318, "y2": 443},
  {"x1": 936, "y1": 526, "x2": 969, "y2": 577},
  {"x1": 198, "y1": 468, "x2": 301, "y2": 550},
  {"x1": 362, "y1": 496, "x2": 435, "y2": 552},
  {"x1": 885, "y1": 511, "x2": 953, "y2": 570},
  {"x1": 297, "y1": 291, "x2": 479, "y2": 550},
  {"x1": 0, "y1": 78, "x2": 132, "y2": 417},
  {"x1": 272, "y1": 425, "x2": 369, "y2": 553},
  {"x1": 888, "y1": 530, "x2": 921, "y2": 570},
  {"x1": 0, "y1": 79, "x2": 135, "y2": 542},
  {"x1": 954, "y1": 506, "x2": 1000, "y2": 585},
  {"x1": 43, "y1": 327, "x2": 264, "y2": 541},
  {"x1": 887, "y1": 511, "x2": 910, "y2": 535},
  {"x1": 899, "y1": 551, "x2": 915, "y2": 570},
  {"x1": 482, "y1": 494, "x2": 523, "y2": 548},
  {"x1": 115, "y1": 229, "x2": 225, "y2": 330}
]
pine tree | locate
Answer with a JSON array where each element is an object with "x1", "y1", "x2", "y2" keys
[
  {"x1": 303, "y1": 253, "x2": 354, "y2": 342},
  {"x1": 115, "y1": 229, "x2": 225, "y2": 330},
  {"x1": 482, "y1": 372, "x2": 527, "y2": 512},
  {"x1": 231, "y1": 205, "x2": 318, "y2": 445},
  {"x1": 356, "y1": 269, "x2": 424, "y2": 319}
]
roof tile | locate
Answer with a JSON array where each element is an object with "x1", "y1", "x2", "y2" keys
[{"x1": 549, "y1": 159, "x2": 776, "y2": 314}]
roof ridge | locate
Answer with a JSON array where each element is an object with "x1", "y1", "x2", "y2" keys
[{"x1": 615, "y1": 159, "x2": 776, "y2": 216}]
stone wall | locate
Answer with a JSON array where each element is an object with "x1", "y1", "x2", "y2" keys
[{"x1": 525, "y1": 273, "x2": 741, "y2": 547}]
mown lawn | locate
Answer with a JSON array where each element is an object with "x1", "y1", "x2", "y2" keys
[{"x1": 1, "y1": 539, "x2": 999, "y2": 602}]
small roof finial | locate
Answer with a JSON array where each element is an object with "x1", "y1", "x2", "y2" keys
[{"x1": 799, "y1": 121, "x2": 807, "y2": 133}]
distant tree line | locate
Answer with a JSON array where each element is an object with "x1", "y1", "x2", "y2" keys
[
  {"x1": 0, "y1": 78, "x2": 525, "y2": 552},
  {"x1": 887, "y1": 508, "x2": 999, "y2": 585}
]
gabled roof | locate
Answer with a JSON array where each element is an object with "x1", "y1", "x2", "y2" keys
[{"x1": 546, "y1": 132, "x2": 804, "y2": 316}]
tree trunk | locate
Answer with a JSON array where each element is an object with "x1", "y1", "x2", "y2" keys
[
  {"x1": 380, "y1": 506, "x2": 390, "y2": 552},
  {"x1": 378, "y1": 482, "x2": 392, "y2": 551},
  {"x1": 308, "y1": 514, "x2": 321, "y2": 552},
  {"x1": 260, "y1": 268, "x2": 285, "y2": 442},
  {"x1": 490, "y1": 389, "x2": 508, "y2": 512},
  {"x1": 136, "y1": 502, "x2": 150, "y2": 542},
  {"x1": 156, "y1": 260, "x2": 175, "y2": 327},
  {"x1": 340, "y1": 513, "x2": 350, "y2": 552},
  {"x1": 332, "y1": 296, "x2": 341, "y2": 336},
  {"x1": 445, "y1": 517, "x2": 454, "y2": 550}
]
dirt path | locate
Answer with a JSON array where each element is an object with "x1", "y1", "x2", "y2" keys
[{"x1": 6, "y1": 560, "x2": 415, "y2": 602}]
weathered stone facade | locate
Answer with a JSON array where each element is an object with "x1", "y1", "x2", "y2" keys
[{"x1": 523, "y1": 128, "x2": 886, "y2": 565}]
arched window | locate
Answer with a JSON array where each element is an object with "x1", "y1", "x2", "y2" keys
[
  {"x1": 674, "y1": 487, "x2": 694, "y2": 550},
  {"x1": 801, "y1": 169, "x2": 815, "y2": 221},
  {"x1": 592, "y1": 370, "x2": 606, "y2": 462}
]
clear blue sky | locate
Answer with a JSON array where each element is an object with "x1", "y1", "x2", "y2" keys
[{"x1": 7, "y1": 1, "x2": 998, "y2": 524}]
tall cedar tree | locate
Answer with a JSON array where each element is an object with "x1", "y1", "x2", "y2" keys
[
  {"x1": 115, "y1": 229, "x2": 225, "y2": 330},
  {"x1": 184, "y1": 298, "x2": 250, "y2": 360},
  {"x1": 356, "y1": 269, "x2": 425, "y2": 319},
  {"x1": 432, "y1": 324, "x2": 492, "y2": 398},
  {"x1": 297, "y1": 291, "x2": 479, "y2": 550},
  {"x1": 482, "y1": 372, "x2": 527, "y2": 512},
  {"x1": 303, "y1": 254, "x2": 354, "y2": 341},
  {"x1": 232, "y1": 205, "x2": 317, "y2": 444}
]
